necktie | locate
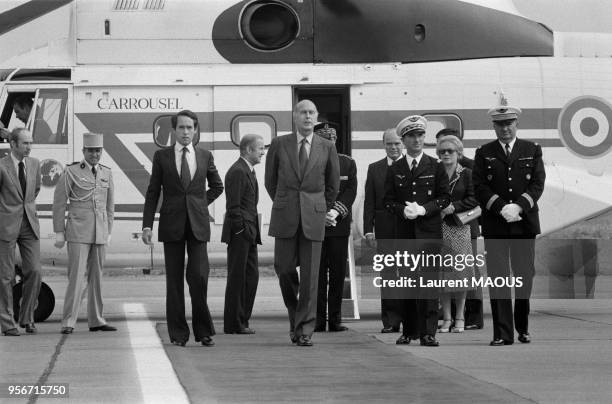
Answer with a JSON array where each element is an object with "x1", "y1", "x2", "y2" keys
[
  {"x1": 299, "y1": 138, "x2": 308, "y2": 176},
  {"x1": 181, "y1": 147, "x2": 191, "y2": 189},
  {"x1": 252, "y1": 169, "x2": 259, "y2": 200},
  {"x1": 411, "y1": 159, "x2": 417, "y2": 172},
  {"x1": 92, "y1": 165, "x2": 97, "y2": 177},
  {"x1": 18, "y1": 161, "x2": 26, "y2": 195},
  {"x1": 505, "y1": 144, "x2": 511, "y2": 157}
]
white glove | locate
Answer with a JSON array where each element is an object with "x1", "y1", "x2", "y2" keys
[
  {"x1": 54, "y1": 232, "x2": 65, "y2": 249},
  {"x1": 107, "y1": 234, "x2": 112, "y2": 245},
  {"x1": 501, "y1": 203, "x2": 522, "y2": 222},
  {"x1": 325, "y1": 209, "x2": 339, "y2": 226},
  {"x1": 403, "y1": 202, "x2": 426, "y2": 220}
]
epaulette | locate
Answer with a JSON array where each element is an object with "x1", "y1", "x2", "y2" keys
[
  {"x1": 98, "y1": 163, "x2": 110, "y2": 169},
  {"x1": 338, "y1": 153, "x2": 354, "y2": 160},
  {"x1": 67, "y1": 161, "x2": 79, "y2": 166}
]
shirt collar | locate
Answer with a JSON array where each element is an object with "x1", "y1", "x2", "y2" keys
[
  {"x1": 499, "y1": 138, "x2": 517, "y2": 153},
  {"x1": 406, "y1": 152, "x2": 423, "y2": 166},
  {"x1": 387, "y1": 154, "x2": 403, "y2": 166},
  {"x1": 240, "y1": 156, "x2": 254, "y2": 171},
  {"x1": 297, "y1": 133, "x2": 314, "y2": 145},
  {"x1": 175, "y1": 142, "x2": 194, "y2": 154},
  {"x1": 82, "y1": 160, "x2": 96, "y2": 171},
  {"x1": 10, "y1": 152, "x2": 24, "y2": 166}
]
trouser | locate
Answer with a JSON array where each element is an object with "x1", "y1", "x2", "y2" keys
[
  {"x1": 224, "y1": 233, "x2": 259, "y2": 333},
  {"x1": 62, "y1": 242, "x2": 106, "y2": 328},
  {"x1": 0, "y1": 215, "x2": 41, "y2": 332},
  {"x1": 485, "y1": 237, "x2": 535, "y2": 342},
  {"x1": 274, "y1": 226, "x2": 322, "y2": 338},
  {"x1": 316, "y1": 236, "x2": 348, "y2": 328},
  {"x1": 164, "y1": 218, "x2": 214, "y2": 342}
]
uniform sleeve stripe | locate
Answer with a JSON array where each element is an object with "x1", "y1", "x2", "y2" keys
[
  {"x1": 521, "y1": 193, "x2": 534, "y2": 208},
  {"x1": 486, "y1": 195, "x2": 499, "y2": 210},
  {"x1": 334, "y1": 201, "x2": 349, "y2": 217}
]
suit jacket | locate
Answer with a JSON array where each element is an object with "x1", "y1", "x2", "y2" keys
[
  {"x1": 265, "y1": 133, "x2": 340, "y2": 241},
  {"x1": 221, "y1": 158, "x2": 261, "y2": 245},
  {"x1": 142, "y1": 146, "x2": 224, "y2": 242},
  {"x1": 0, "y1": 155, "x2": 40, "y2": 241},
  {"x1": 383, "y1": 153, "x2": 450, "y2": 239},
  {"x1": 443, "y1": 165, "x2": 479, "y2": 238},
  {"x1": 326, "y1": 154, "x2": 357, "y2": 238},
  {"x1": 473, "y1": 138, "x2": 545, "y2": 237},
  {"x1": 53, "y1": 162, "x2": 114, "y2": 244},
  {"x1": 364, "y1": 157, "x2": 400, "y2": 239}
]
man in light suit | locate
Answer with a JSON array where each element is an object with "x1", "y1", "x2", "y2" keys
[
  {"x1": 142, "y1": 109, "x2": 224, "y2": 347},
  {"x1": 265, "y1": 100, "x2": 340, "y2": 347},
  {"x1": 222, "y1": 134, "x2": 265, "y2": 334},
  {"x1": 363, "y1": 128, "x2": 404, "y2": 333},
  {"x1": 0, "y1": 128, "x2": 41, "y2": 336},
  {"x1": 53, "y1": 133, "x2": 115, "y2": 334}
]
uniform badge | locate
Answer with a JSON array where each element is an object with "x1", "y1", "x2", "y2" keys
[
  {"x1": 487, "y1": 174, "x2": 493, "y2": 181},
  {"x1": 427, "y1": 190, "x2": 432, "y2": 195},
  {"x1": 526, "y1": 174, "x2": 531, "y2": 180}
]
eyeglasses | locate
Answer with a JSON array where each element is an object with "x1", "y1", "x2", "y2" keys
[{"x1": 438, "y1": 149, "x2": 456, "y2": 155}]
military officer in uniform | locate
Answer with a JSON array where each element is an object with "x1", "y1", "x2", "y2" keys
[
  {"x1": 383, "y1": 116, "x2": 450, "y2": 347},
  {"x1": 53, "y1": 133, "x2": 115, "y2": 334},
  {"x1": 313, "y1": 122, "x2": 357, "y2": 332},
  {"x1": 472, "y1": 95, "x2": 545, "y2": 346}
]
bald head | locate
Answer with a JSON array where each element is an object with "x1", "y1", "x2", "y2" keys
[
  {"x1": 382, "y1": 128, "x2": 403, "y2": 160},
  {"x1": 293, "y1": 99, "x2": 318, "y2": 136}
]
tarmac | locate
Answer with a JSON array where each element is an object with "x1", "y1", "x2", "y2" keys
[{"x1": 1, "y1": 274, "x2": 611, "y2": 404}]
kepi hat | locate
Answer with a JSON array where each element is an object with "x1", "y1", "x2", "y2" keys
[
  {"x1": 83, "y1": 132, "x2": 103, "y2": 148},
  {"x1": 488, "y1": 92, "x2": 521, "y2": 122},
  {"x1": 314, "y1": 121, "x2": 338, "y2": 140},
  {"x1": 396, "y1": 115, "x2": 427, "y2": 138}
]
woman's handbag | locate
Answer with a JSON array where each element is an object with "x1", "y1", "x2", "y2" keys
[{"x1": 452, "y1": 206, "x2": 481, "y2": 226}]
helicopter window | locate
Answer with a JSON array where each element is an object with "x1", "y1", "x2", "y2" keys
[
  {"x1": 422, "y1": 113, "x2": 463, "y2": 146},
  {"x1": 414, "y1": 24, "x2": 426, "y2": 42},
  {"x1": 230, "y1": 114, "x2": 276, "y2": 147},
  {"x1": 33, "y1": 89, "x2": 68, "y2": 144},
  {"x1": 240, "y1": 0, "x2": 300, "y2": 51},
  {"x1": 153, "y1": 114, "x2": 201, "y2": 147}
]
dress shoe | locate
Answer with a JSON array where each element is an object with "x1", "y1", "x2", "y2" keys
[
  {"x1": 518, "y1": 333, "x2": 531, "y2": 343},
  {"x1": 236, "y1": 328, "x2": 255, "y2": 335},
  {"x1": 490, "y1": 338, "x2": 513, "y2": 346},
  {"x1": 2, "y1": 328, "x2": 20, "y2": 336},
  {"x1": 420, "y1": 335, "x2": 440, "y2": 347},
  {"x1": 21, "y1": 323, "x2": 37, "y2": 334},
  {"x1": 171, "y1": 339, "x2": 186, "y2": 347},
  {"x1": 395, "y1": 335, "x2": 411, "y2": 345},
  {"x1": 60, "y1": 327, "x2": 73, "y2": 335},
  {"x1": 289, "y1": 332, "x2": 298, "y2": 344},
  {"x1": 296, "y1": 335, "x2": 313, "y2": 347},
  {"x1": 89, "y1": 324, "x2": 117, "y2": 332},
  {"x1": 465, "y1": 324, "x2": 483, "y2": 330},
  {"x1": 198, "y1": 336, "x2": 215, "y2": 347},
  {"x1": 328, "y1": 324, "x2": 348, "y2": 332},
  {"x1": 381, "y1": 326, "x2": 399, "y2": 333},
  {"x1": 314, "y1": 325, "x2": 326, "y2": 332}
]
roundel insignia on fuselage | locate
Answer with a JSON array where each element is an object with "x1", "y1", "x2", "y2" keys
[{"x1": 558, "y1": 95, "x2": 612, "y2": 159}]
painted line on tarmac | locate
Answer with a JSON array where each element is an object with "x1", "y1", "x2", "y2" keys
[{"x1": 123, "y1": 303, "x2": 189, "y2": 404}]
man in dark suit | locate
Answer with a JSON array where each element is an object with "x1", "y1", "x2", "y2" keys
[
  {"x1": 384, "y1": 116, "x2": 450, "y2": 347},
  {"x1": 221, "y1": 134, "x2": 265, "y2": 335},
  {"x1": 473, "y1": 97, "x2": 545, "y2": 346},
  {"x1": 142, "y1": 109, "x2": 224, "y2": 347},
  {"x1": 0, "y1": 128, "x2": 41, "y2": 336},
  {"x1": 364, "y1": 128, "x2": 404, "y2": 333},
  {"x1": 436, "y1": 128, "x2": 484, "y2": 330},
  {"x1": 265, "y1": 100, "x2": 340, "y2": 347},
  {"x1": 313, "y1": 122, "x2": 357, "y2": 333}
]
